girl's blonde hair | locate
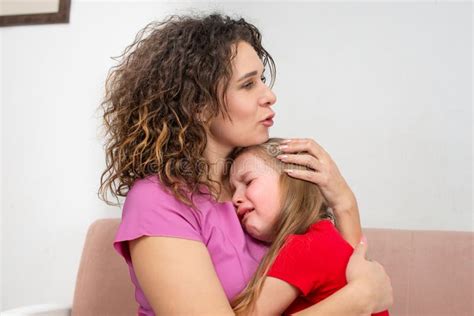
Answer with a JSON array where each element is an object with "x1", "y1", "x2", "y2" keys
[{"x1": 231, "y1": 138, "x2": 332, "y2": 314}]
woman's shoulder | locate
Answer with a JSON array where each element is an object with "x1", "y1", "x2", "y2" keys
[
  {"x1": 116, "y1": 176, "x2": 208, "y2": 247},
  {"x1": 127, "y1": 175, "x2": 169, "y2": 197},
  {"x1": 128, "y1": 176, "x2": 213, "y2": 204},
  {"x1": 120, "y1": 176, "x2": 193, "y2": 224},
  {"x1": 123, "y1": 175, "x2": 223, "y2": 219},
  {"x1": 125, "y1": 176, "x2": 187, "y2": 208}
]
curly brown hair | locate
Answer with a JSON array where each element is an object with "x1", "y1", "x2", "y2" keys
[{"x1": 98, "y1": 13, "x2": 276, "y2": 206}]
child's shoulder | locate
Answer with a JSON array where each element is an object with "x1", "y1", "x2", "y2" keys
[
  {"x1": 300, "y1": 219, "x2": 339, "y2": 238},
  {"x1": 286, "y1": 220, "x2": 353, "y2": 255}
]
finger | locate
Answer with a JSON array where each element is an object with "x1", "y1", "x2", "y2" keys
[
  {"x1": 277, "y1": 154, "x2": 323, "y2": 171},
  {"x1": 279, "y1": 139, "x2": 327, "y2": 160},
  {"x1": 284, "y1": 168, "x2": 325, "y2": 185}
]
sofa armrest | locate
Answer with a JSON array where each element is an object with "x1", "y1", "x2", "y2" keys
[{"x1": 1, "y1": 304, "x2": 72, "y2": 316}]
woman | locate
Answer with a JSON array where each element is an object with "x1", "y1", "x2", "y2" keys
[{"x1": 99, "y1": 13, "x2": 392, "y2": 315}]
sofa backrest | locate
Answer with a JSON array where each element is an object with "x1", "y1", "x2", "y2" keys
[
  {"x1": 72, "y1": 218, "x2": 137, "y2": 316},
  {"x1": 364, "y1": 228, "x2": 473, "y2": 316},
  {"x1": 72, "y1": 219, "x2": 473, "y2": 316}
]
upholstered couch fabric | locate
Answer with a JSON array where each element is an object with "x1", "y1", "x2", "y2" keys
[{"x1": 71, "y1": 219, "x2": 473, "y2": 316}]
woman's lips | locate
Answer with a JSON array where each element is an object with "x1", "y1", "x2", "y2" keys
[
  {"x1": 261, "y1": 118, "x2": 274, "y2": 127},
  {"x1": 261, "y1": 113, "x2": 275, "y2": 127}
]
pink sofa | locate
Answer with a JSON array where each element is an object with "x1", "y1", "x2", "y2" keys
[
  {"x1": 364, "y1": 227, "x2": 473, "y2": 316},
  {"x1": 3, "y1": 218, "x2": 473, "y2": 315}
]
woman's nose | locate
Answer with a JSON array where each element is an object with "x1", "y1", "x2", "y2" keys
[{"x1": 260, "y1": 86, "x2": 277, "y2": 107}]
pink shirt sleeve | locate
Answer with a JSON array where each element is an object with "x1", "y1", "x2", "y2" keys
[{"x1": 113, "y1": 177, "x2": 203, "y2": 263}]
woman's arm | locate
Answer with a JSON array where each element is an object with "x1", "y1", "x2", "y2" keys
[
  {"x1": 130, "y1": 237, "x2": 389, "y2": 316},
  {"x1": 277, "y1": 138, "x2": 362, "y2": 247},
  {"x1": 331, "y1": 192, "x2": 362, "y2": 248},
  {"x1": 293, "y1": 282, "x2": 371, "y2": 316},
  {"x1": 249, "y1": 239, "x2": 392, "y2": 316},
  {"x1": 250, "y1": 279, "x2": 370, "y2": 316},
  {"x1": 250, "y1": 277, "x2": 368, "y2": 316},
  {"x1": 129, "y1": 236, "x2": 234, "y2": 315}
]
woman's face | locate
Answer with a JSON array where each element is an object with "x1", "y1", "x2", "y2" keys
[
  {"x1": 208, "y1": 41, "x2": 277, "y2": 150},
  {"x1": 230, "y1": 152, "x2": 282, "y2": 242}
]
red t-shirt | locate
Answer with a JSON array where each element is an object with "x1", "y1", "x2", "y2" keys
[{"x1": 267, "y1": 220, "x2": 389, "y2": 316}]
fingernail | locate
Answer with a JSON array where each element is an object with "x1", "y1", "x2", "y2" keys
[
  {"x1": 280, "y1": 139, "x2": 292, "y2": 144},
  {"x1": 360, "y1": 235, "x2": 367, "y2": 244},
  {"x1": 284, "y1": 169, "x2": 293, "y2": 174},
  {"x1": 277, "y1": 155, "x2": 288, "y2": 160},
  {"x1": 279, "y1": 145, "x2": 288, "y2": 150}
]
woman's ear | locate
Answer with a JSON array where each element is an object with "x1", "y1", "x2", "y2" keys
[
  {"x1": 197, "y1": 112, "x2": 208, "y2": 124},
  {"x1": 197, "y1": 108, "x2": 215, "y2": 130},
  {"x1": 196, "y1": 103, "x2": 210, "y2": 123}
]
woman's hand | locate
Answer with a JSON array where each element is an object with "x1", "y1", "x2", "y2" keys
[
  {"x1": 277, "y1": 138, "x2": 362, "y2": 246},
  {"x1": 346, "y1": 237, "x2": 393, "y2": 313},
  {"x1": 277, "y1": 138, "x2": 355, "y2": 213}
]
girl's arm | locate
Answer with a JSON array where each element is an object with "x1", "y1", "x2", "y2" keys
[
  {"x1": 130, "y1": 236, "x2": 234, "y2": 315},
  {"x1": 247, "y1": 277, "x2": 299, "y2": 316},
  {"x1": 277, "y1": 138, "x2": 362, "y2": 247}
]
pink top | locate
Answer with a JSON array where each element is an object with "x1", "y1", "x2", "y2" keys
[{"x1": 113, "y1": 176, "x2": 268, "y2": 316}]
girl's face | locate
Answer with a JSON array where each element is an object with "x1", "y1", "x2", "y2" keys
[
  {"x1": 230, "y1": 152, "x2": 282, "y2": 242},
  {"x1": 208, "y1": 41, "x2": 277, "y2": 150}
]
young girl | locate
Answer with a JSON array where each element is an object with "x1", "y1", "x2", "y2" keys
[{"x1": 229, "y1": 138, "x2": 390, "y2": 316}]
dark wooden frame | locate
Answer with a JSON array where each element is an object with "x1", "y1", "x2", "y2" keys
[{"x1": 0, "y1": 0, "x2": 71, "y2": 27}]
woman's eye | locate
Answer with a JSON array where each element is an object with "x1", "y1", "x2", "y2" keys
[
  {"x1": 242, "y1": 75, "x2": 266, "y2": 89},
  {"x1": 245, "y1": 179, "x2": 253, "y2": 186},
  {"x1": 243, "y1": 81, "x2": 254, "y2": 89}
]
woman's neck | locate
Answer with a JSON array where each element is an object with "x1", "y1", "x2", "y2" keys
[{"x1": 203, "y1": 138, "x2": 234, "y2": 202}]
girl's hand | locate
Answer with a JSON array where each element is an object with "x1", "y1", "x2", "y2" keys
[
  {"x1": 346, "y1": 237, "x2": 393, "y2": 313},
  {"x1": 277, "y1": 138, "x2": 356, "y2": 213}
]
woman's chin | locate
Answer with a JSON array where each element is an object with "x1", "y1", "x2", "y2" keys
[{"x1": 243, "y1": 133, "x2": 270, "y2": 147}]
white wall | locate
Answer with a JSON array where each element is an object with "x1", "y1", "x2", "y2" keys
[{"x1": 1, "y1": 0, "x2": 472, "y2": 311}]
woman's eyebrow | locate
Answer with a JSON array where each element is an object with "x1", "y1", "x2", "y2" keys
[{"x1": 237, "y1": 70, "x2": 258, "y2": 82}]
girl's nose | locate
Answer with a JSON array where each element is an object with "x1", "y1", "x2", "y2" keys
[{"x1": 232, "y1": 196, "x2": 243, "y2": 208}]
